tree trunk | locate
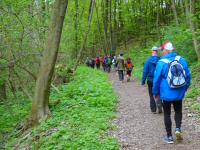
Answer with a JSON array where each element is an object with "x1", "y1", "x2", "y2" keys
[
  {"x1": 102, "y1": 0, "x2": 109, "y2": 54},
  {"x1": 95, "y1": 2, "x2": 104, "y2": 53},
  {"x1": 75, "y1": 0, "x2": 95, "y2": 70},
  {"x1": 30, "y1": 0, "x2": 68, "y2": 126},
  {"x1": 0, "y1": 57, "x2": 8, "y2": 101},
  {"x1": 0, "y1": 83, "x2": 6, "y2": 101},
  {"x1": 74, "y1": 0, "x2": 79, "y2": 58},
  {"x1": 185, "y1": 0, "x2": 200, "y2": 60},
  {"x1": 156, "y1": 0, "x2": 162, "y2": 45},
  {"x1": 112, "y1": 0, "x2": 117, "y2": 54},
  {"x1": 109, "y1": 0, "x2": 113, "y2": 55},
  {"x1": 171, "y1": 0, "x2": 179, "y2": 26}
]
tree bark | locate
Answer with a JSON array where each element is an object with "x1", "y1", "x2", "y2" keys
[
  {"x1": 109, "y1": 0, "x2": 113, "y2": 55},
  {"x1": 30, "y1": 0, "x2": 68, "y2": 126},
  {"x1": 112, "y1": 0, "x2": 117, "y2": 54},
  {"x1": 75, "y1": 0, "x2": 95, "y2": 70},
  {"x1": 171, "y1": 0, "x2": 179, "y2": 26},
  {"x1": 0, "y1": 57, "x2": 8, "y2": 101},
  {"x1": 95, "y1": 2, "x2": 104, "y2": 53},
  {"x1": 74, "y1": 0, "x2": 79, "y2": 58},
  {"x1": 0, "y1": 83, "x2": 6, "y2": 101},
  {"x1": 185, "y1": 0, "x2": 200, "y2": 60}
]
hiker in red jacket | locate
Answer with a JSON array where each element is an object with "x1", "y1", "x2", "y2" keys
[{"x1": 95, "y1": 56, "x2": 100, "y2": 69}]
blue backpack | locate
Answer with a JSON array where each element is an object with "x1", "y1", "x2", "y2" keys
[
  {"x1": 160, "y1": 56, "x2": 186, "y2": 88},
  {"x1": 104, "y1": 57, "x2": 109, "y2": 65}
]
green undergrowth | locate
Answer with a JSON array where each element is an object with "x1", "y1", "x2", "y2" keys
[
  {"x1": 186, "y1": 61, "x2": 200, "y2": 113},
  {"x1": 7, "y1": 66, "x2": 119, "y2": 149},
  {"x1": 0, "y1": 92, "x2": 31, "y2": 148},
  {"x1": 125, "y1": 46, "x2": 152, "y2": 80}
]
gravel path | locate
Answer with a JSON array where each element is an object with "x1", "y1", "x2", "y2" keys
[{"x1": 109, "y1": 72, "x2": 200, "y2": 150}]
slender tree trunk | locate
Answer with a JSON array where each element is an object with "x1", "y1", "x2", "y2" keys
[
  {"x1": 109, "y1": 0, "x2": 113, "y2": 55},
  {"x1": 0, "y1": 83, "x2": 6, "y2": 101},
  {"x1": 95, "y1": 2, "x2": 104, "y2": 53},
  {"x1": 180, "y1": 0, "x2": 186, "y2": 21},
  {"x1": 171, "y1": 0, "x2": 179, "y2": 26},
  {"x1": 30, "y1": 0, "x2": 68, "y2": 126},
  {"x1": 185, "y1": 0, "x2": 200, "y2": 60},
  {"x1": 0, "y1": 57, "x2": 7, "y2": 101},
  {"x1": 102, "y1": 0, "x2": 109, "y2": 54},
  {"x1": 75, "y1": 0, "x2": 95, "y2": 70},
  {"x1": 75, "y1": 0, "x2": 79, "y2": 58},
  {"x1": 112, "y1": 0, "x2": 117, "y2": 54},
  {"x1": 156, "y1": 0, "x2": 162, "y2": 45}
]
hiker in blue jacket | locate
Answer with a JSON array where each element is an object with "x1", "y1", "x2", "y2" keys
[
  {"x1": 142, "y1": 46, "x2": 162, "y2": 114},
  {"x1": 153, "y1": 42, "x2": 191, "y2": 144}
]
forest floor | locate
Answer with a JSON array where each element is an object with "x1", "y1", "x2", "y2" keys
[{"x1": 109, "y1": 71, "x2": 200, "y2": 150}]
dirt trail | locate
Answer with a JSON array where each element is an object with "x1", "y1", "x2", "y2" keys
[{"x1": 109, "y1": 72, "x2": 200, "y2": 150}]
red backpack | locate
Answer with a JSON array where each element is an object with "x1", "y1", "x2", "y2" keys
[{"x1": 127, "y1": 62, "x2": 133, "y2": 69}]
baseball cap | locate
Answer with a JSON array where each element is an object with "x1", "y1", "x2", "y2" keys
[
  {"x1": 152, "y1": 46, "x2": 159, "y2": 51},
  {"x1": 162, "y1": 42, "x2": 174, "y2": 51}
]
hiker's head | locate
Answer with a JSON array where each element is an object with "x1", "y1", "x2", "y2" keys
[
  {"x1": 119, "y1": 53, "x2": 123, "y2": 56},
  {"x1": 161, "y1": 42, "x2": 174, "y2": 55},
  {"x1": 151, "y1": 46, "x2": 159, "y2": 56}
]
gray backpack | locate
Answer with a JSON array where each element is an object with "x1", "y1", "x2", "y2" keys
[{"x1": 160, "y1": 56, "x2": 186, "y2": 88}]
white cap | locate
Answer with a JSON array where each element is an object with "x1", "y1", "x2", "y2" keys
[
  {"x1": 163, "y1": 42, "x2": 174, "y2": 51},
  {"x1": 152, "y1": 46, "x2": 159, "y2": 51}
]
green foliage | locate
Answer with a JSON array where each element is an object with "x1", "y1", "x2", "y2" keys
[
  {"x1": 6, "y1": 66, "x2": 119, "y2": 149},
  {"x1": 125, "y1": 46, "x2": 152, "y2": 80},
  {"x1": 0, "y1": 92, "x2": 31, "y2": 144},
  {"x1": 160, "y1": 25, "x2": 197, "y2": 63}
]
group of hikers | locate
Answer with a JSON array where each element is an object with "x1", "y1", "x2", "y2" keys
[
  {"x1": 142, "y1": 41, "x2": 191, "y2": 144},
  {"x1": 85, "y1": 41, "x2": 191, "y2": 144},
  {"x1": 85, "y1": 54, "x2": 134, "y2": 82}
]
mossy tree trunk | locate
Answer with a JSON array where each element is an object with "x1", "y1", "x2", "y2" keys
[{"x1": 30, "y1": 0, "x2": 68, "y2": 126}]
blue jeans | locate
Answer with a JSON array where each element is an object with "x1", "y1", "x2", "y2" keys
[{"x1": 118, "y1": 70, "x2": 124, "y2": 81}]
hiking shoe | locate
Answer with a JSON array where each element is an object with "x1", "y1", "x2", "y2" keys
[
  {"x1": 163, "y1": 135, "x2": 174, "y2": 144},
  {"x1": 158, "y1": 107, "x2": 162, "y2": 113},
  {"x1": 151, "y1": 111, "x2": 157, "y2": 114},
  {"x1": 175, "y1": 128, "x2": 183, "y2": 140}
]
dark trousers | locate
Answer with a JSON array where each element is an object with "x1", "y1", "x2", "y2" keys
[
  {"x1": 96, "y1": 64, "x2": 100, "y2": 69},
  {"x1": 162, "y1": 100, "x2": 182, "y2": 136},
  {"x1": 118, "y1": 70, "x2": 124, "y2": 81},
  {"x1": 147, "y1": 81, "x2": 160, "y2": 112}
]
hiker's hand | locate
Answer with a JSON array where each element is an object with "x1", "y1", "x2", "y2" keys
[{"x1": 154, "y1": 95, "x2": 160, "y2": 102}]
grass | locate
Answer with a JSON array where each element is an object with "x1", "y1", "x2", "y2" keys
[
  {"x1": 0, "y1": 92, "x2": 31, "y2": 148},
  {"x1": 6, "y1": 66, "x2": 119, "y2": 149},
  {"x1": 186, "y1": 61, "x2": 200, "y2": 113}
]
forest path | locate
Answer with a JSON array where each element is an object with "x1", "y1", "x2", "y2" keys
[{"x1": 109, "y1": 71, "x2": 200, "y2": 150}]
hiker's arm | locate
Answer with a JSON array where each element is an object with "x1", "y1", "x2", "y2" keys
[
  {"x1": 141, "y1": 61, "x2": 148, "y2": 85},
  {"x1": 153, "y1": 62, "x2": 162, "y2": 96}
]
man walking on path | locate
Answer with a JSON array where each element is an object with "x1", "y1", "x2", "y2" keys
[
  {"x1": 142, "y1": 47, "x2": 162, "y2": 113},
  {"x1": 153, "y1": 42, "x2": 191, "y2": 144},
  {"x1": 117, "y1": 53, "x2": 125, "y2": 82}
]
